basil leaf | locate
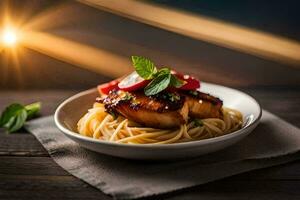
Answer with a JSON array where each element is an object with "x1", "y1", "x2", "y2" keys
[
  {"x1": 144, "y1": 73, "x2": 171, "y2": 96},
  {"x1": 25, "y1": 102, "x2": 41, "y2": 119},
  {"x1": 0, "y1": 103, "x2": 24, "y2": 126},
  {"x1": 131, "y1": 56, "x2": 157, "y2": 80},
  {"x1": 170, "y1": 74, "x2": 186, "y2": 88},
  {"x1": 0, "y1": 102, "x2": 41, "y2": 133},
  {"x1": 3, "y1": 116, "x2": 16, "y2": 129},
  {"x1": 8, "y1": 109, "x2": 27, "y2": 132},
  {"x1": 156, "y1": 67, "x2": 170, "y2": 76}
]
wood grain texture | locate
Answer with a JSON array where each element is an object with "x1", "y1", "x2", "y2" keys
[
  {"x1": 0, "y1": 88, "x2": 300, "y2": 200},
  {"x1": 0, "y1": 133, "x2": 47, "y2": 156},
  {"x1": 0, "y1": 156, "x2": 299, "y2": 180},
  {"x1": 164, "y1": 180, "x2": 300, "y2": 200},
  {"x1": 244, "y1": 87, "x2": 300, "y2": 127},
  {"x1": 0, "y1": 90, "x2": 78, "y2": 114}
]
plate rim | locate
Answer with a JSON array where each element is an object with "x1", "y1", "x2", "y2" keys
[{"x1": 54, "y1": 82, "x2": 262, "y2": 149}]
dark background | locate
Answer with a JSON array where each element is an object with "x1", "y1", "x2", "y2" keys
[
  {"x1": 150, "y1": 0, "x2": 300, "y2": 41},
  {"x1": 0, "y1": 0, "x2": 299, "y2": 90}
]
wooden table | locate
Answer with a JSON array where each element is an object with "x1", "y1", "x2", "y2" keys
[{"x1": 1, "y1": 87, "x2": 300, "y2": 200}]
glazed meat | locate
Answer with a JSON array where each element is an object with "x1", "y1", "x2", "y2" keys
[
  {"x1": 183, "y1": 91, "x2": 223, "y2": 119},
  {"x1": 98, "y1": 90, "x2": 189, "y2": 128},
  {"x1": 98, "y1": 89, "x2": 223, "y2": 128}
]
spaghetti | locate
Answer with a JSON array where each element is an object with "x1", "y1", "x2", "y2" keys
[{"x1": 77, "y1": 102, "x2": 243, "y2": 144}]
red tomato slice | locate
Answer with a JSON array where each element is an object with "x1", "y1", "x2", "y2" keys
[
  {"x1": 118, "y1": 71, "x2": 150, "y2": 91},
  {"x1": 97, "y1": 79, "x2": 119, "y2": 95},
  {"x1": 171, "y1": 70, "x2": 200, "y2": 90}
]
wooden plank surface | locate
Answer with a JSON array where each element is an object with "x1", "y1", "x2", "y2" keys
[{"x1": 0, "y1": 88, "x2": 300, "y2": 200}]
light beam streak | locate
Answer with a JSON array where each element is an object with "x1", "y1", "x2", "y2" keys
[
  {"x1": 79, "y1": 0, "x2": 300, "y2": 66},
  {"x1": 21, "y1": 31, "x2": 132, "y2": 77}
]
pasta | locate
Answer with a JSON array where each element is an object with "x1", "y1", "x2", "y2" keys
[{"x1": 77, "y1": 103, "x2": 243, "y2": 144}]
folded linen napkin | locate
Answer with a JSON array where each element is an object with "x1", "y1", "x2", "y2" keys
[{"x1": 25, "y1": 110, "x2": 300, "y2": 199}]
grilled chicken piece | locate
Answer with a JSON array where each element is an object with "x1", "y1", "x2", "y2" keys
[
  {"x1": 98, "y1": 90, "x2": 189, "y2": 128},
  {"x1": 183, "y1": 91, "x2": 223, "y2": 119}
]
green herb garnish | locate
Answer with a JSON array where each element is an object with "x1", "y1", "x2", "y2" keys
[
  {"x1": 168, "y1": 93, "x2": 181, "y2": 102},
  {"x1": 155, "y1": 67, "x2": 170, "y2": 76},
  {"x1": 131, "y1": 56, "x2": 157, "y2": 80},
  {"x1": 108, "y1": 110, "x2": 118, "y2": 120},
  {"x1": 144, "y1": 72, "x2": 171, "y2": 96},
  {"x1": 25, "y1": 102, "x2": 42, "y2": 119},
  {"x1": 189, "y1": 90, "x2": 199, "y2": 96},
  {"x1": 131, "y1": 56, "x2": 186, "y2": 96},
  {"x1": 193, "y1": 119, "x2": 203, "y2": 127},
  {"x1": 170, "y1": 74, "x2": 185, "y2": 88},
  {"x1": 159, "y1": 92, "x2": 181, "y2": 102},
  {"x1": 0, "y1": 102, "x2": 41, "y2": 133},
  {"x1": 122, "y1": 92, "x2": 133, "y2": 101}
]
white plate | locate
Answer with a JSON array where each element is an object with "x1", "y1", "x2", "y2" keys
[{"x1": 54, "y1": 82, "x2": 262, "y2": 160}]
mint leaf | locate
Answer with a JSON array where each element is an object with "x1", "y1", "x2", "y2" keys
[
  {"x1": 0, "y1": 102, "x2": 41, "y2": 133},
  {"x1": 25, "y1": 102, "x2": 41, "y2": 119},
  {"x1": 0, "y1": 104, "x2": 24, "y2": 126},
  {"x1": 144, "y1": 73, "x2": 171, "y2": 96},
  {"x1": 130, "y1": 56, "x2": 190, "y2": 95},
  {"x1": 156, "y1": 67, "x2": 170, "y2": 76},
  {"x1": 131, "y1": 56, "x2": 157, "y2": 80},
  {"x1": 8, "y1": 109, "x2": 27, "y2": 132},
  {"x1": 3, "y1": 116, "x2": 17, "y2": 129},
  {"x1": 170, "y1": 74, "x2": 186, "y2": 88}
]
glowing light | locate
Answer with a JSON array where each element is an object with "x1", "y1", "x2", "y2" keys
[{"x1": 2, "y1": 28, "x2": 18, "y2": 46}]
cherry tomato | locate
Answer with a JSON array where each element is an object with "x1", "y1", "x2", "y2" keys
[
  {"x1": 171, "y1": 70, "x2": 200, "y2": 90},
  {"x1": 97, "y1": 79, "x2": 119, "y2": 95},
  {"x1": 118, "y1": 71, "x2": 150, "y2": 91}
]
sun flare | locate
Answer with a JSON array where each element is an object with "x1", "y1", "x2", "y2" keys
[{"x1": 2, "y1": 27, "x2": 18, "y2": 47}]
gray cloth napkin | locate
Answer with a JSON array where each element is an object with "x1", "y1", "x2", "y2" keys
[{"x1": 25, "y1": 110, "x2": 300, "y2": 199}]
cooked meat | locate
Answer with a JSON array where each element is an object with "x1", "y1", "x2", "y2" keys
[
  {"x1": 98, "y1": 89, "x2": 223, "y2": 128},
  {"x1": 98, "y1": 90, "x2": 189, "y2": 128},
  {"x1": 183, "y1": 91, "x2": 223, "y2": 119}
]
